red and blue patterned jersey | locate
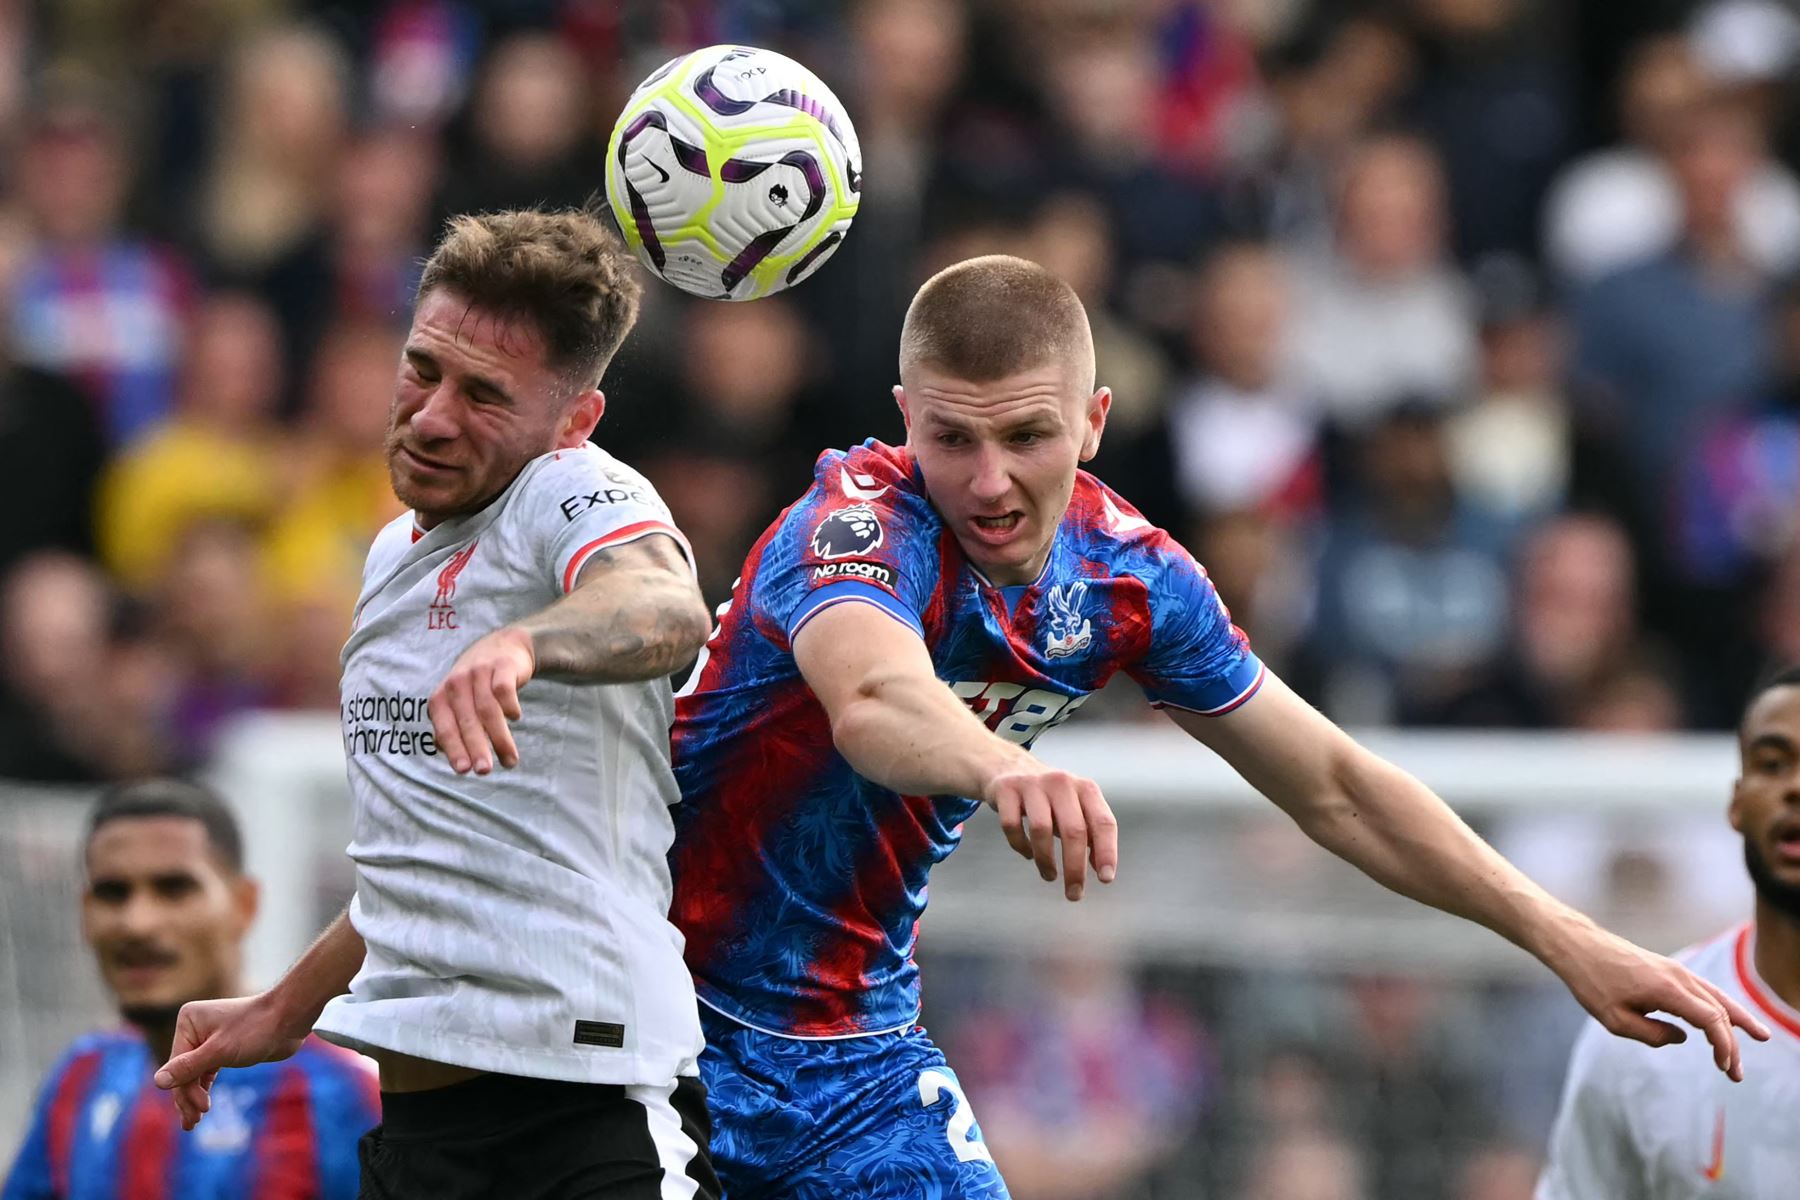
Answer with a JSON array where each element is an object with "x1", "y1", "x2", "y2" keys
[
  {"x1": 3, "y1": 1030, "x2": 378, "y2": 1200},
  {"x1": 670, "y1": 441, "x2": 1263, "y2": 1037}
]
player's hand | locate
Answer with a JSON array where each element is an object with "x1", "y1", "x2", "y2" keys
[
  {"x1": 154, "y1": 994, "x2": 308, "y2": 1130},
  {"x1": 985, "y1": 760, "x2": 1118, "y2": 901},
  {"x1": 430, "y1": 626, "x2": 535, "y2": 774},
  {"x1": 1552, "y1": 922, "x2": 1771, "y2": 1081}
]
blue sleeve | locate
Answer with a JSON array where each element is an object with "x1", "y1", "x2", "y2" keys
[
  {"x1": 1126, "y1": 536, "x2": 1264, "y2": 715},
  {"x1": 749, "y1": 456, "x2": 939, "y2": 646},
  {"x1": 306, "y1": 1056, "x2": 379, "y2": 1200},
  {"x1": 3, "y1": 1059, "x2": 66, "y2": 1200}
]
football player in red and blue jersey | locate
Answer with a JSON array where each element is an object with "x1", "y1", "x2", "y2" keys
[
  {"x1": 670, "y1": 255, "x2": 1771, "y2": 1199},
  {"x1": 4, "y1": 780, "x2": 377, "y2": 1199}
]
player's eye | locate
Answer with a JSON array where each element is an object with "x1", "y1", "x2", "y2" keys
[
  {"x1": 936, "y1": 432, "x2": 966, "y2": 447},
  {"x1": 1010, "y1": 431, "x2": 1043, "y2": 446},
  {"x1": 90, "y1": 881, "x2": 130, "y2": 904},
  {"x1": 1754, "y1": 751, "x2": 1790, "y2": 775},
  {"x1": 152, "y1": 875, "x2": 201, "y2": 900}
]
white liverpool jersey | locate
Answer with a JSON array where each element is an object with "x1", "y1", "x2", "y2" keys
[
  {"x1": 314, "y1": 444, "x2": 704, "y2": 1086},
  {"x1": 1537, "y1": 922, "x2": 1800, "y2": 1200}
]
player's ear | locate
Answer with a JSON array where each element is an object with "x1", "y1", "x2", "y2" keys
[
  {"x1": 231, "y1": 874, "x2": 260, "y2": 932},
  {"x1": 893, "y1": 385, "x2": 913, "y2": 437},
  {"x1": 1728, "y1": 778, "x2": 1747, "y2": 832},
  {"x1": 1078, "y1": 387, "x2": 1111, "y2": 461},
  {"x1": 559, "y1": 389, "x2": 606, "y2": 448}
]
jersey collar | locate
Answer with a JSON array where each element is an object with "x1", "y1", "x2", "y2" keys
[{"x1": 1734, "y1": 923, "x2": 1800, "y2": 1042}]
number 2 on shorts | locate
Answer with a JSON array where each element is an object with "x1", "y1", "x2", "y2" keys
[{"x1": 917, "y1": 1069, "x2": 995, "y2": 1164}]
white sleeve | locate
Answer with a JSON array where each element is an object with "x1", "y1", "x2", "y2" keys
[
  {"x1": 1536, "y1": 1023, "x2": 1647, "y2": 1200},
  {"x1": 521, "y1": 449, "x2": 694, "y2": 594}
]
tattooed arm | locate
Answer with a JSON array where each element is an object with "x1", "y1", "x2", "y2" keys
[
  {"x1": 428, "y1": 533, "x2": 710, "y2": 775},
  {"x1": 517, "y1": 534, "x2": 710, "y2": 681}
]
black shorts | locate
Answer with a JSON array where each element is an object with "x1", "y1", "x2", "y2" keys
[{"x1": 357, "y1": 1072, "x2": 721, "y2": 1200}]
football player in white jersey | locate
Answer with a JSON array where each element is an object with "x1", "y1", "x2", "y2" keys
[
  {"x1": 1538, "y1": 666, "x2": 1800, "y2": 1199},
  {"x1": 149, "y1": 209, "x2": 722, "y2": 1199}
]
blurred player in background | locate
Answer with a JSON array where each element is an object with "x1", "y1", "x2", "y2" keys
[
  {"x1": 669, "y1": 255, "x2": 1771, "y2": 1199},
  {"x1": 151, "y1": 210, "x2": 720, "y2": 1199},
  {"x1": 3, "y1": 779, "x2": 377, "y2": 1199},
  {"x1": 1538, "y1": 667, "x2": 1800, "y2": 1199}
]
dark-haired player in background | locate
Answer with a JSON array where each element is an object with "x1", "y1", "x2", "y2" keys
[
  {"x1": 3, "y1": 780, "x2": 377, "y2": 1199},
  {"x1": 1539, "y1": 668, "x2": 1800, "y2": 1199},
  {"x1": 665, "y1": 255, "x2": 1771, "y2": 1199}
]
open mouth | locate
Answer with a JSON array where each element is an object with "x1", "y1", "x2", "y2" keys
[
  {"x1": 1774, "y1": 818, "x2": 1800, "y2": 863},
  {"x1": 112, "y1": 945, "x2": 178, "y2": 980},
  {"x1": 970, "y1": 513, "x2": 1023, "y2": 540}
]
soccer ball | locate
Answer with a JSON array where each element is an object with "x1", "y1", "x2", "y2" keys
[{"x1": 605, "y1": 45, "x2": 862, "y2": 301}]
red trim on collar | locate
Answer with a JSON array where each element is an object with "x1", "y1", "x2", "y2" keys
[{"x1": 1734, "y1": 924, "x2": 1800, "y2": 1042}]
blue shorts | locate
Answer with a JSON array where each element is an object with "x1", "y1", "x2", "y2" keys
[{"x1": 698, "y1": 1003, "x2": 1010, "y2": 1200}]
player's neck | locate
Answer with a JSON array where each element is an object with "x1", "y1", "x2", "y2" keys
[
  {"x1": 1753, "y1": 899, "x2": 1800, "y2": 1012},
  {"x1": 133, "y1": 1018, "x2": 178, "y2": 1066}
]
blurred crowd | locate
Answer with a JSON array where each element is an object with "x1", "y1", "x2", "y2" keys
[
  {"x1": 2, "y1": 0, "x2": 1798, "y2": 784},
  {"x1": 0, "y1": 0, "x2": 1788, "y2": 1195}
]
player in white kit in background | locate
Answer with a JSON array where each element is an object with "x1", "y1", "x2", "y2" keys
[
  {"x1": 1538, "y1": 666, "x2": 1800, "y2": 1200},
  {"x1": 149, "y1": 209, "x2": 722, "y2": 1199}
]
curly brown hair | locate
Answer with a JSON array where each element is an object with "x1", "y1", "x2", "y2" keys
[{"x1": 417, "y1": 208, "x2": 643, "y2": 391}]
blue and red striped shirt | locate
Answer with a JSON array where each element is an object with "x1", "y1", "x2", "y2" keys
[
  {"x1": 670, "y1": 441, "x2": 1262, "y2": 1037},
  {"x1": 3, "y1": 1030, "x2": 377, "y2": 1200}
]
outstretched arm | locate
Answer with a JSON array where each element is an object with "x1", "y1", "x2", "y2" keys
[
  {"x1": 155, "y1": 909, "x2": 365, "y2": 1129},
  {"x1": 1171, "y1": 672, "x2": 1770, "y2": 1077},
  {"x1": 430, "y1": 534, "x2": 711, "y2": 775},
  {"x1": 793, "y1": 601, "x2": 1116, "y2": 900}
]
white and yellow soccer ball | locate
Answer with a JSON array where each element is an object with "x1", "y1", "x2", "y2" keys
[{"x1": 605, "y1": 45, "x2": 862, "y2": 301}]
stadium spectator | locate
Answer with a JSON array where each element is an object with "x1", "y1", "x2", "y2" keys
[
  {"x1": 632, "y1": 297, "x2": 821, "y2": 605},
  {"x1": 1398, "y1": 0, "x2": 1575, "y2": 264},
  {"x1": 432, "y1": 31, "x2": 598, "y2": 224},
  {"x1": 10, "y1": 81, "x2": 192, "y2": 446},
  {"x1": 93, "y1": 291, "x2": 284, "y2": 593},
  {"x1": 1455, "y1": 1143, "x2": 1541, "y2": 1200},
  {"x1": 261, "y1": 320, "x2": 406, "y2": 708},
  {"x1": 1675, "y1": 274, "x2": 1800, "y2": 593},
  {"x1": 1444, "y1": 259, "x2": 1572, "y2": 525},
  {"x1": 1747, "y1": 541, "x2": 1800, "y2": 694},
  {"x1": 802, "y1": 0, "x2": 970, "y2": 435},
  {"x1": 152, "y1": 521, "x2": 277, "y2": 767},
  {"x1": 197, "y1": 25, "x2": 350, "y2": 277},
  {"x1": 364, "y1": 0, "x2": 481, "y2": 130},
  {"x1": 0, "y1": 554, "x2": 118, "y2": 783},
  {"x1": 1544, "y1": 34, "x2": 1800, "y2": 283},
  {"x1": 0, "y1": 357, "x2": 106, "y2": 578},
  {"x1": 1025, "y1": 192, "x2": 1168, "y2": 448},
  {"x1": 945, "y1": 954, "x2": 1209, "y2": 1200},
  {"x1": 1570, "y1": 95, "x2": 1777, "y2": 495},
  {"x1": 1429, "y1": 513, "x2": 1646, "y2": 728},
  {"x1": 253, "y1": 127, "x2": 439, "y2": 415},
  {"x1": 1242, "y1": 1127, "x2": 1370, "y2": 1200},
  {"x1": 1285, "y1": 133, "x2": 1478, "y2": 426},
  {"x1": 1301, "y1": 403, "x2": 1511, "y2": 724},
  {"x1": 1036, "y1": 18, "x2": 1214, "y2": 273},
  {"x1": 1127, "y1": 240, "x2": 1321, "y2": 535},
  {"x1": 1338, "y1": 974, "x2": 1497, "y2": 1198},
  {"x1": 1214, "y1": 12, "x2": 1416, "y2": 250},
  {"x1": 1, "y1": 779, "x2": 377, "y2": 1198}
]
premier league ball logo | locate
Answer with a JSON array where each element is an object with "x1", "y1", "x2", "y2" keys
[{"x1": 811, "y1": 505, "x2": 883, "y2": 559}]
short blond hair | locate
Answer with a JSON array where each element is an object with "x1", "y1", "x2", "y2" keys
[
  {"x1": 418, "y1": 208, "x2": 641, "y2": 390},
  {"x1": 899, "y1": 255, "x2": 1094, "y2": 389}
]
